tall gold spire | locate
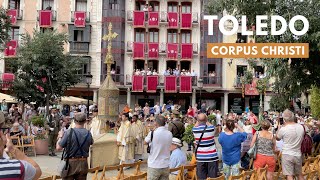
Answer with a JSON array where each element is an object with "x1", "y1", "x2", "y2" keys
[{"x1": 102, "y1": 23, "x2": 118, "y2": 77}]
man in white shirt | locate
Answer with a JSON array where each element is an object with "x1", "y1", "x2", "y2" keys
[
  {"x1": 276, "y1": 109, "x2": 304, "y2": 180},
  {"x1": 154, "y1": 102, "x2": 161, "y2": 115},
  {"x1": 145, "y1": 115, "x2": 172, "y2": 180}
]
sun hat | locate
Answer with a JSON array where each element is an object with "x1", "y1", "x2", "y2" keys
[{"x1": 172, "y1": 138, "x2": 182, "y2": 147}]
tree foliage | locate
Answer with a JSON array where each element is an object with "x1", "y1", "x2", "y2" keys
[
  {"x1": 11, "y1": 30, "x2": 83, "y2": 107},
  {"x1": 310, "y1": 85, "x2": 320, "y2": 119},
  {"x1": 206, "y1": 0, "x2": 320, "y2": 110},
  {"x1": 0, "y1": 7, "x2": 11, "y2": 47}
]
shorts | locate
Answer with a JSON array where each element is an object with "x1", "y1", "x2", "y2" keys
[
  {"x1": 281, "y1": 154, "x2": 302, "y2": 176},
  {"x1": 254, "y1": 154, "x2": 276, "y2": 172},
  {"x1": 147, "y1": 167, "x2": 169, "y2": 180}
]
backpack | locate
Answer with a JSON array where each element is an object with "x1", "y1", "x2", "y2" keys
[{"x1": 301, "y1": 125, "x2": 313, "y2": 154}]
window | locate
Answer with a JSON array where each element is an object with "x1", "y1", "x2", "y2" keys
[
  {"x1": 40, "y1": 27, "x2": 53, "y2": 33},
  {"x1": 149, "y1": 1, "x2": 159, "y2": 12},
  {"x1": 254, "y1": 66, "x2": 264, "y2": 78},
  {"x1": 180, "y1": 61, "x2": 190, "y2": 71},
  {"x1": 148, "y1": 60, "x2": 158, "y2": 72},
  {"x1": 167, "y1": 61, "x2": 177, "y2": 70},
  {"x1": 181, "y1": 3, "x2": 191, "y2": 13},
  {"x1": 181, "y1": 30, "x2": 191, "y2": 43},
  {"x1": 75, "y1": 0, "x2": 87, "y2": 11},
  {"x1": 77, "y1": 57, "x2": 90, "y2": 77},
  {"x1": 236, "y1": 33, "x2": 247, "y2": 43},
  {"x1": 149, "y1": 29, "x2": 158, "y2": 43},
  {"x1": 8, "y1": 27, "x2": 19, "y2": 40},
  {"x1": 135, "y1": 1, "x2": 146, "y2": 11},
  {"x1": 134, "y1": 60, "x2": 145, "y2": 71},
  {"x1": 109, "y1": 0, "x2": 119, "y2": 10},
  {"x1": 168, "y1": 2, "x2": 178, "y2": 12},
  {"x1": 167, "y1": 30, "x2": 178, "y2": 43},
  {"x1": 135, "y1": 29, "x2": 145, "y2": 42},
  {"x1": 74, "y1": 30, "x2": 84, "y2": 41},
  {"x1": 8, "y1": 0, "x2": 20, "y2": 9},
  {"x1": 237, "y1": 65, "x2": 247, "y2": 76},
  {"x1": 42, "y1": 0, "x2": 54, "y2": 10}
]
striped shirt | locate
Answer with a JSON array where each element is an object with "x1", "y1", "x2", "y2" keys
[
  {"x1": 0, "y1": 159, "x2": 24, "y2": 179},
  {"x1": 193, "y1": 125, "x2": 219, "y2": 162}
]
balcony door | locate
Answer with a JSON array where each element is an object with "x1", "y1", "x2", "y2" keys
[
  {"x1": 75, "y1": 0, "x2": 87, "y2": 11},
  {"x1": 8, "y1": 0, "x2": 20, "y2": 9},
  {"x1": 42, "y1": 0, "x2": 54, "y2": 10},
  {"x1": 181, "y1": 30, "x2": 191, "y2": 43},
  {"x1": 168, "y1": 2, "x2": 178, "y2": 12}
]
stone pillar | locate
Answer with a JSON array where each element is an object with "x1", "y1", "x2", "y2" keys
[
  {"x1": 221, "y1": 96, "x2": 224, "y2": 114},
  {"x1": 245, "y1": 97, "x2": 250, "y2": 109},
  {"x1": 224, "y1": 92, "x2": 229, "y2": 114},
  {"x1": 93, "y1": 90, "x2": 98, "y2": 103},
  {"x1": 127, "y1": 88, "x2": 131, "y2": 107},
  {"x1": 160, "y1": 89, "x2": 164, "y2": 106},
  {"x1": 192, "y1": 89, "x2": 196, "y2": 106},
  {"x1": 264, "y1": 95, "x2": 271, "y2": 111}
]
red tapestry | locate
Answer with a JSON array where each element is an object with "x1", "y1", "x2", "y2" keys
[
  {"x1": 168, "y1": 12, "x2": 178, "y2": 28},
  {"x1": 133, "y1": 42, "x2": 145, "y2": 59},
  {"x1": 8, "y1": 9, "x2": 18, "y2": 25},
  {"x1": 148, "y1": 12, "x2": 159, "y2": 26},
  {"x1": 133, "y1": 11, "x2": 145, "y2": 26},
  {"x1": 181, "y1": 43, "x2": 193, "y2": 59},
  {"x1": 74, "y1": 11, "x2": 86, "y2": 27},
  {"x1": 4, "y1": 40, "x2": 18, "y2": 57},
  {"x1": 245, "y1": 78, "x2": 259, "y2": 95},
  {"x1": 132, "y1": 75, "x2": 144, "y2": 92},
  {"x1": 181, "y1": 13, "x2": 192, "y2": 28},
  {"x1": 1, "y1": 73, "x2": 15, "y2": 89},
  {"x1": 165, "y1": 76, "x2": 177, "y2": 93},
  {"x1": 39, "y1": 10, "x2": 52, "y2": 27},
  {"x1": 148, "y1": 43, "x2": 159, "y2": 59},
  {"x1": 167, "y1": 43, "x2": 178, "y2": 59},
  {"x1": 180, "y1": 76, "x2": 192, "y2": 93},
  {"x1": 147, "y1": 76, "x2": 158, "y2": 93}
]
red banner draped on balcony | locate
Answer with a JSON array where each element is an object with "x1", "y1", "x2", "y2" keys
[
  {"x1": 180, "y1": 76, "x2": 192, "y2": 93},
  {"x1": 148, "y1": 43, "x2": 159, "y2": 59},
  {"x1": 168, "y1": 12, "x2": 178, "y2": 28},
  {"x1": 148, "y1": 12, "x2": 159, "y2": 26},
  {"x1": 74, "y1": 11, "x2": 86, "y2": 27},
  {"x1": 4, "y1": 40, "x2": 18, "y2": 57},
  {"x1": 147, "y1": 76, "x2": 158, "y2": 93},
  {"x1": 181, "y1": 43, "x2": 193, "y2": 59},
  {"x1": 8, "y1": 9, "x2": 18, "y2": 25},
  {"x1": 181, "y1": 13, "x2": 192, "y2": 28},
  {"x1": 165, "y1": 76, "x2": 177, "y2": 93},
  {"x1": 167, "y1": 43, "x2": 178, "y2": 59},
  {"x1": 133, "y1": 11, "x2": 145, "y2": 26},
  {"x1": 1, "y1": 73, "x2": 15, "y2": 90},
  {"x1": 245, "y1": 78, "x2": 259, "y2": 95},
  {"x1": 132, "y1": 75, "x2": 144, "y2": 92},
  {"x1": 39, "y1": 10, "x2": 52, "y2": 27},
  {"x1": 133, "y1": 42, "x2": 145, "y2": 59}
]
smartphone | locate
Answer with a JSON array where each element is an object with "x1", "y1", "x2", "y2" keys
[
  {"x1": 279, "y1": 118, "x2": 284, "y2": 125},
  {"x1": 0, "y1": 128, "x2": 10, "y2": 134}
]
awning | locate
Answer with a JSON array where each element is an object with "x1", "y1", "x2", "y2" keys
[
  {"x1": 0, "y1": 93, "x2": 17, "y2": 103},
  {"x1": 60, "y1": 96, "x2": 93, "y2": 105}
]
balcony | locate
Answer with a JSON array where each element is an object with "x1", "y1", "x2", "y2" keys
[
  {"x1": 69, "y1": 42, "x2": 89, "y2": 54},
  {"x1": 71, "y1": 11, "x2": 90, "y2": 23},
  {"x1": 8, "y1": 9, "x2": 23, "y2": 24},
  {"x1": 201, "y1": 76, "x2": 222, "y2": 87},
  {"x1": 37, "y1": 10, "x2": 57, "y2": 27}
]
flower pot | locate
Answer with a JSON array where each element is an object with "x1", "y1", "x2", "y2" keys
[{"x1": 35, "y1": 139, "x2": 49, "y2": 155}]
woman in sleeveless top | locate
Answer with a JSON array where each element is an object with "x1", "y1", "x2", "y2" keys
[{"x1": 250, "y1": 120, "x2": 276, "y2": 180}]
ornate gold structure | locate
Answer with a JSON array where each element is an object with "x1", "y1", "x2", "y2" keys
[{"x1": 98, "y1": 23, "x2": 119, "y2": 121}]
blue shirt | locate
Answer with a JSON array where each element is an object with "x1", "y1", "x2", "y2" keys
[
  {"x1": 170, "y1": 148, "x2": 187, "y2": 174},
  {"x1": 218, "y1": 132, "x2": 247, "y2": 166}
]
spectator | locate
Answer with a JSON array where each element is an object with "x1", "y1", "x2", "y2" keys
[
  {"x1": 193, "y1": 114, "x2": 219, "y2": 179},
  {"x1": 122, "y1": 103, "x2": 130, "y2": 114},
  {"x1": 276, "y1": 109, "x2": 304, "y2": 180},
  {"x1": 168, "y1": 111, "x2": 185, "y2": 140},
  {"x1": 56, "y1": 113, "x2": 94, "y2": 180},
  {"x1": 143, "y1": 103, "x2": 150, "y2": 117},
  {"x1": 145, "y1": 115, "x2": 172, "y2": 180},
  {"x1": 251, "y1": 120, "x2": 276, "y2": 180},
  {"x1": 10, "y1": 123, "x2": 23, "y2": 138},
  {"x1": 187, "y1": 105, "x2": 194, "y2": 117},
  {"x1": 154, "y1": 102, "x2": 161, "y2": 116},
  {"x1": 218, "y1": 119, "x2": 247, "y2": 179},
  {"x1": 169, "y1": 138, "x2": 187, "y2": 179}
]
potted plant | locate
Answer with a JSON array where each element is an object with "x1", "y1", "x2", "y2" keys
[
  {"x1": 31, "y1": 115, "x2": 49, "y2": 155},
  {"x1": 182, "y1": 124, "x2": 194, "y2": 149},
  {"x1": 208, "y1": 114, "x2": 216, "y2": 126}
]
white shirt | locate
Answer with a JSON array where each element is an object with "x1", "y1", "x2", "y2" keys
[
  {"x1": 145, "y1": 126, "x2": 172, "y2": 168},
  {"x1": 277, "y1": 123, "x2": 304, "y2": 156},
  {"x1": 154, "y1": 105, "x2": 160, "y2": 115}
]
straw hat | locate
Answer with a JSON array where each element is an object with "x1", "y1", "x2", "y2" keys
[{"x1": 172, "y1": 138, "x2": 182, "y2": 147}]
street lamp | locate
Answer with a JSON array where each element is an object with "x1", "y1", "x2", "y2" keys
[
  {"x1": 198, "y1": 78, "x2": 203, "y2": 106},
  {"x1": 85, "y1": 73, "x2": 93, "y2": 117}
]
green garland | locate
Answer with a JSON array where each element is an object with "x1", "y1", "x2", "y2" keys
[
  {"x1": 256, "y1": 78, "x2": 268, "y2": 93},
  {"x1": 241, "y1": 71, "x2": 253, "y2": 84}
]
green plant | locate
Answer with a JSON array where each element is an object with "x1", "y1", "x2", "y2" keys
[
  {"x1": 242, "y1": 71, "x2": 253, "y2": 84},
  {"x1": 182, "y1": 124, "x2": 194, "y2": 144},
  {"x1": 208, "y1": 114, "x2": 216, "y2": 125},
  {"x1": 310, "y1": 85, "x2": 320, "y2": 119},
  {"x1": 256, "y1": 78, "x2": 268, "y2": 93},
  {"x1": 186, "y1": 153, "x2": 193, "y2": 161},
  {"x1": 31, "y1": 115, "x2": 45, "y2": 127}
]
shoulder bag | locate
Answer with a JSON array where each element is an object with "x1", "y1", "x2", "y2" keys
[
  {"x1": 147, "y1": 130, "x2": 154, "y2": 153},
  {"x1": 194, "y1": 125, "x2": 207, "y2": 158},
  {"x1": 248, "y1": 131, "x2": 259, "y2": 159},
  {"x1": 58, "y1": 128, "x2": 73, "y2": 178}
]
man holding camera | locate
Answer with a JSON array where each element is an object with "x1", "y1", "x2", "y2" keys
[{"x1": 46, "y1": 107, "x2": 62, "y2": 156}]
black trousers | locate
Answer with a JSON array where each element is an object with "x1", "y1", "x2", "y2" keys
[{"x1": 196, "y1": 161, "x2": 219, "y2": 180}]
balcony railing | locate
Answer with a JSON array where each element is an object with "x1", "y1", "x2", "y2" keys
[
  {"x1": 127, "y1": 42, "x2": 198, "y2": 55},
  {"x1": 17, "y1": 9, "x2": 23, "y2": 20},
  {"x1": 70, "y1": 42, "x2": 89, "y2": 54},
  {"x1": 71, "y1": 11, "x2": 90, "y2": 23},
  {"x1": 127, "y1": 74, "x2": 198, "y2": 87},
  {"x1": 201, "y1": 76, "x2": 222, "y2": 86},
  {"x1": 0, "y1": 81, "x2": 14, "y2": 90}
]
